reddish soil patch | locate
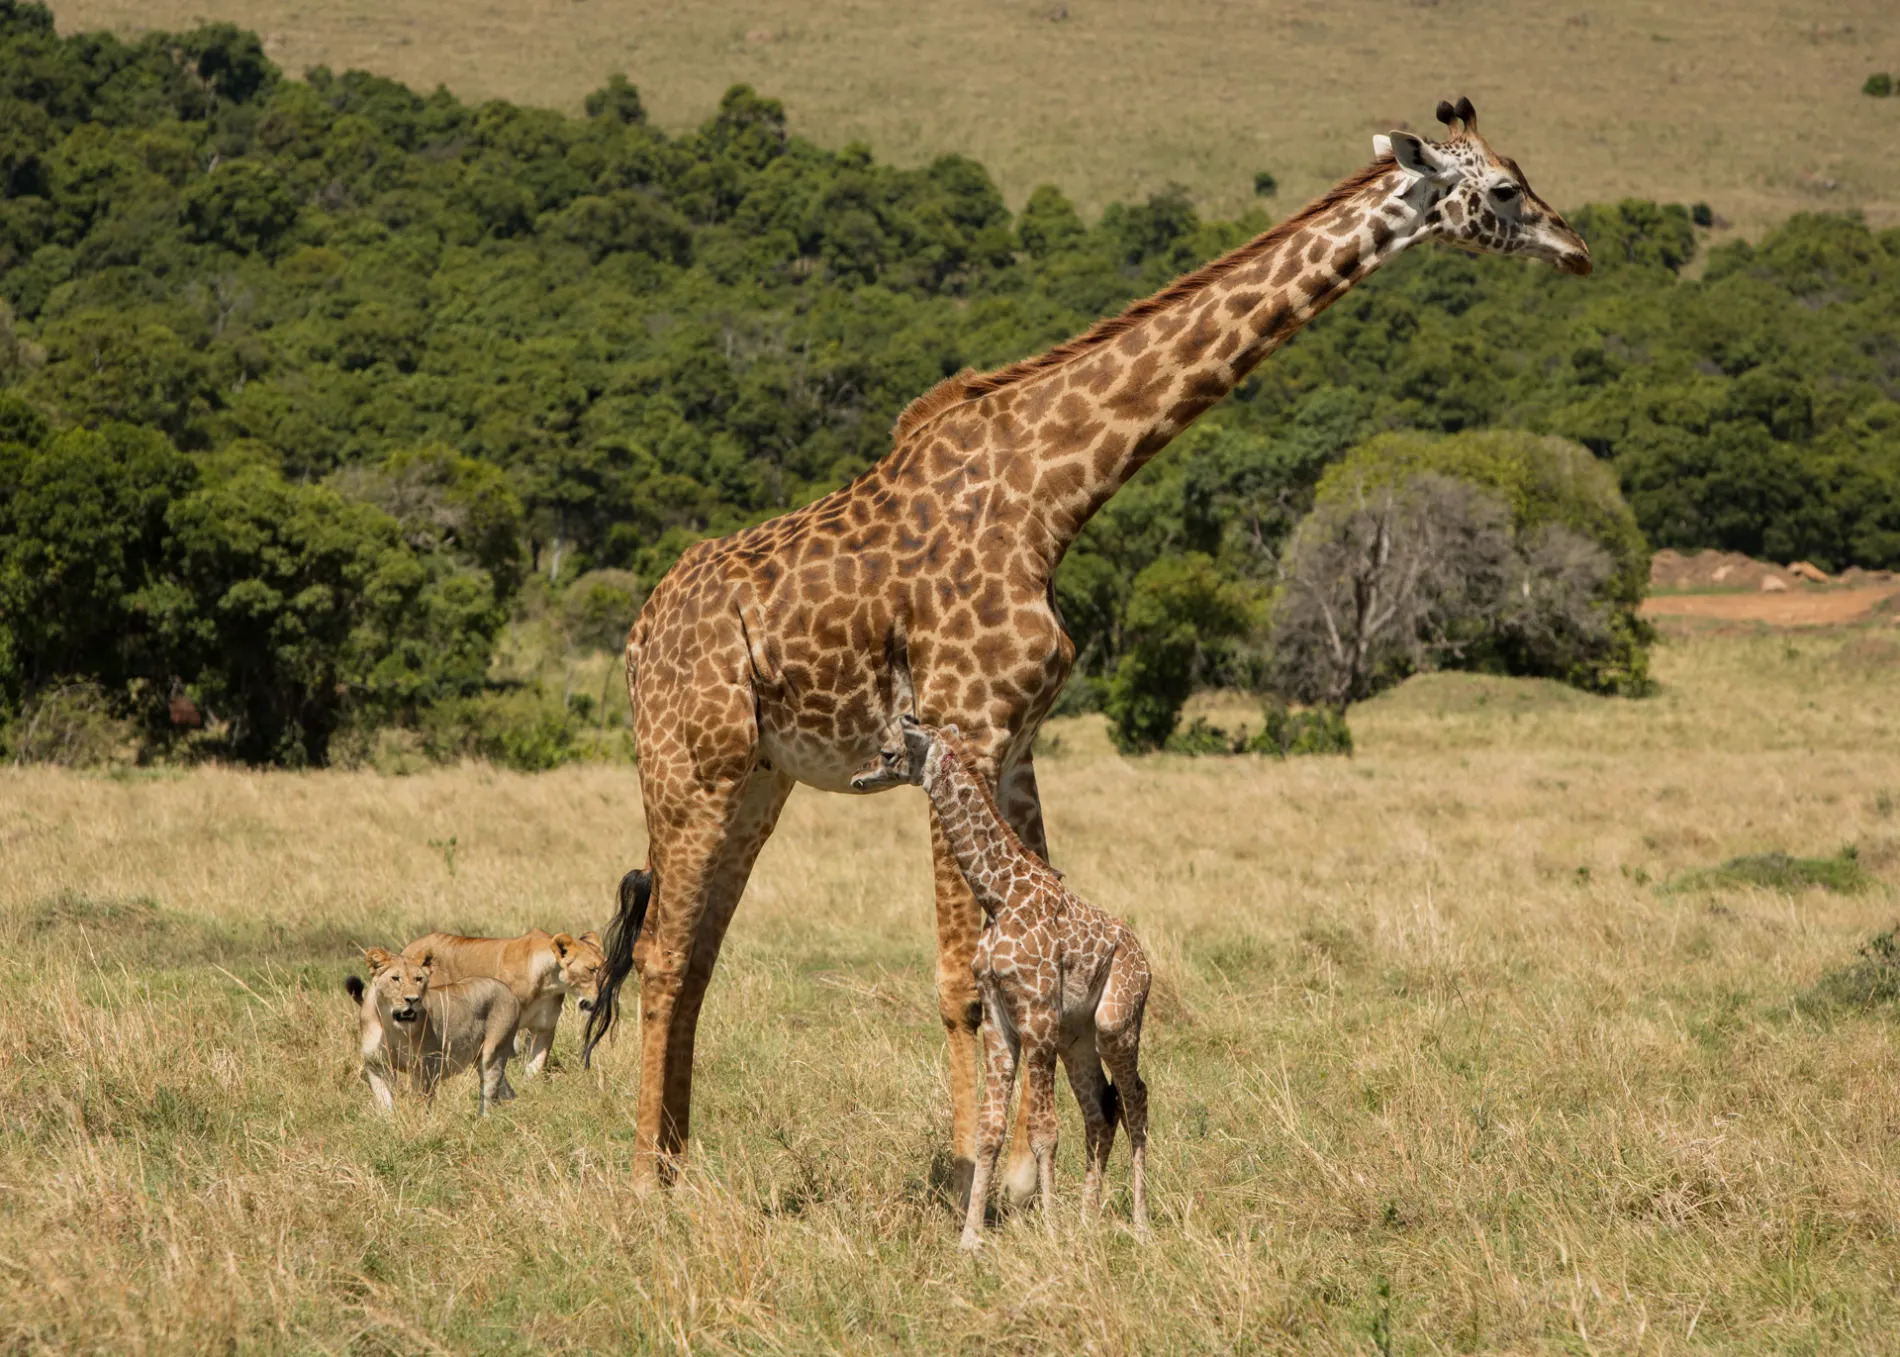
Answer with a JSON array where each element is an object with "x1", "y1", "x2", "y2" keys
[{"x1": 1641, "y1": 587, "x2": 1899, "y2": 627}]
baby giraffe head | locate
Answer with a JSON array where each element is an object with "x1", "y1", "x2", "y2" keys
[
  {"x1": 1377, "y1": 96, "x2": 1591, "y2": 277},
  {"x1": 850, "y1": 714, "x2": 961, "y2": 792}
]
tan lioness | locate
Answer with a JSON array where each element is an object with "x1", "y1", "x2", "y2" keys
[
  {"x1": 399, "y1": 929, "x2": 604, "y2": 1077},
  {"x1": 345, "y1": 947, "x2": 519, "y2": 1115}
]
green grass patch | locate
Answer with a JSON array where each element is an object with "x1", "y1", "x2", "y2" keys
[
  {"x1": 1665, "y1": 846, "x2": 1872, "y2": 896},
  {"x1": 1799, "y1": 928, "x2": 1900, "y2": 1016}
]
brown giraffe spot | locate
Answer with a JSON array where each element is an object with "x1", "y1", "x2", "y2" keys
[
  {"x1": 1090, "y1": 432, "x2": 1129, "y2": 481},
  {"x1": 1170, "y1": 307, "x2": 1223, "y2": 365},
  {"x1": 1223, "y1": 289, "x2": 1263, "y2": 316},
  {"x1": 1106, "y1": 352, "x2": 1170, "y2": 421}
]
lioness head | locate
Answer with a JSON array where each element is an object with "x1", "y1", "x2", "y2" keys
[
  {"x1": 363, "y1": 946, "x2": 432, "y2": 1024},
  {"x1": 552, "y1": 931, "x2": 606, "y2": 1013}
]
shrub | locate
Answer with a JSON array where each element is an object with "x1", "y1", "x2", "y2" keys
[
  {"x1": 1104, "y1": 553, "x2": 1259, "y2": 753},
  {"x1": 421, "y1": 688, "x2": 578, "y2": 772},
  {"x1": 557, "y1": 569, "x2": 645, "y2": 652},
  {"x1": 1864, "y1": 73, "x2": 1893, "y2": 97},
  {"x1": 1248, "y1": 701, "x2": 1353, "y2": 757},
  {"x1": 1691, "y1": 202, "x2": 1714, "y2": 228},
  {"x1": 1, "y1": 681, "x2": 132, "y2": 766}
]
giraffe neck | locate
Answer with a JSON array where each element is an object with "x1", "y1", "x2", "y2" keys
[
  {"x1": 922, "y1": 755, "x2": 1043, "y2": 920},
  {"x1": 979, "y1": 163, "x2": 1432, "y2": 556}
]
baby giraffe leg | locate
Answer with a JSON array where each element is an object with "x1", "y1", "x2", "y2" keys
[
  {"x1": 1099, "y1": 1025, "x2": 1149, "y2": 1241},
  {"x1": 1061, "y1": 1035, "x2": 1116, "y2": 1218},
  {"x1": 961, "y1": 996, "x2": 1018, "y2": 1251},
  {"x1": 1020, "y1": 1021, "x2": 1062, "y2": 1237}
]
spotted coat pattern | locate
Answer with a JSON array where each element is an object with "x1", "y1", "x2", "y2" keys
[
  {"x1": 595, "y1": 99, "x2": 1592, "y2": 1193},
  {"x1": 868, "y1": 720, "x2": 1153, "y2": 1245}
]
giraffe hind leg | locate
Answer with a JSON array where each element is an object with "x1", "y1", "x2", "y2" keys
[
  {"x1": 1097, "y1": 1021, "x2": 1149, "y2": 1241},
  {"x1": 1060, "y1": 1033, "x2": 1116, "y2": 1219},
  {"x1": 630, "y1": 754, "x2": 793, "y2": 1190}
]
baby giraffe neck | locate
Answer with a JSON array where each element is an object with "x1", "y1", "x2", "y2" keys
[{"x1": 923, "y1": 759, "x2": 1034, "y2": 918}]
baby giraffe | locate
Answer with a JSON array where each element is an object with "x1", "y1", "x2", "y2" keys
[{"x1": 854, "y1": 715, "x2": 1152, "y2": 1248}]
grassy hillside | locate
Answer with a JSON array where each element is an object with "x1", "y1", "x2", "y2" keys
[
  {"x1": 53, "y1": 0, "x2": 1900, "y2": 234},
  {"x1": 4, "y1": 624, "x2": 1899, "y2": 1351}
]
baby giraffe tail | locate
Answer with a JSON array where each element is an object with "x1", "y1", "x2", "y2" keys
[{"x1": 1101, "y1": 1080, "x2": 1121, "y2": 1131}]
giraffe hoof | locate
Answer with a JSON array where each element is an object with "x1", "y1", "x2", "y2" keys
[{"x1": 958, "y1": 1230, "x2": 984, "y2": 1253}]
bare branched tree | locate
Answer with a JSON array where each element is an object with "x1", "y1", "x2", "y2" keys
[{"x1": 1267, "y1": 474, "x2": 1515, "y2": 709}]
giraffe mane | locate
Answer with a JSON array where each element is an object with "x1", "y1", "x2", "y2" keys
[{"x1": 890, "y1": 156, "x2": 1400, "y2": 442}]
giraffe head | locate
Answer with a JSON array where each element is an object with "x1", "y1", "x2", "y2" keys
[
  {"x1": 1376, "y1": 96, "x2": 1590, "y2": 276},
  {"x1": 849, "y1": 715, "x2": 960, "y2": 792}
]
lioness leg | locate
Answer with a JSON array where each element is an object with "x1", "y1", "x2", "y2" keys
[
  {"x1": 360, "y1": 1025, "x2": 396, "y2": 1114},
  {"x1": 517, "y1": 1000, "x2": 560, "y2": 1077}
]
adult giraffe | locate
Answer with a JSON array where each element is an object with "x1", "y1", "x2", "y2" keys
[{"x1": 586, "y1": 98, "x2": 1591, "y2": 1193}]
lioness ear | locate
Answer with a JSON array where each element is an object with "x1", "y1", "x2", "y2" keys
[
  {"x1": 552, "y1": 933, "x2": 576, "y2": 957},
  {"x1": 578, "y1": 931, "x2": 601, "y2": 947},
  {"x1": 413, "y1": 949, "x2": 433, "y2": 969},
  {"x1": 364, "y1": 947, "x2": 394, "y2": 971}
]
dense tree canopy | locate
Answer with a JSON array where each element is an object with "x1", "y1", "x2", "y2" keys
[{"x1": 2, "y1": 2, "x2": 1897, "y2": 761}]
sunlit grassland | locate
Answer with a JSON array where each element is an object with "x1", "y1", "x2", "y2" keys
[
  {"x1": 54, "y1": 0, "x2": 1900, "y2": 236},
  {"x1": 3, "y1": 624, "x2": 1899, "y2": 1352}
]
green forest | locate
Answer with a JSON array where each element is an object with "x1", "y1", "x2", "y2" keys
[{"x1": 3, "y1": 4, "x2": 1898, "y2": 765}]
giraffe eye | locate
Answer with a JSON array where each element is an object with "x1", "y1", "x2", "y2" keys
[{"x1": 1492, "y1": 183, "x2": 1519, "y2": 203}]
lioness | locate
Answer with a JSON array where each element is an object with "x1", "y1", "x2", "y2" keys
[
  {"x1": 344, "y1": 947, "x2": 519, "y2": 1115},
  {"x1": 399, "y1": 929, "x2": 605, "y2": 1077}
]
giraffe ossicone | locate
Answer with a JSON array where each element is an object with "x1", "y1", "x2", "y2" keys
[{"x1": 588, "y1": 98, "x2": 1591, "y2": 1194}]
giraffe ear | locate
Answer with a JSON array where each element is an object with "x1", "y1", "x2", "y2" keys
[{"x1": 1385, "y1": 130, "x2": 1452, "y2": 181}]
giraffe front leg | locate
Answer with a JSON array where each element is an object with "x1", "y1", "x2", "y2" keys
[
  {"x1": 929, "y1": 810, "x2": 987, "y2": 1208},
  {"x1": 1019, "y1": 1016, "x2": 1062, "y2": 1238},
  {"x1": 961, "y1": 988, "x2": 1018, "y2": 1251},
  {"x1": 998, "y1": 753, "x2": 1052, "y2": 1205}
]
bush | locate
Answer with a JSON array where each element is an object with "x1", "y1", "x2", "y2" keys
[
  {"x1": 557, "y1": 569, "x2": 645, "y2": 652},
  {"x1": 1248, "y1": 701, "x2": 1352, "y2": 757},
  {"x1": 1864, "y1": 73, "x2": 1893, "y2": 97},
  {"x1": 1103, "y1": 554, "x2": 1259, "y2": 753},
  {"x1": 421, "y1": 688, "x2": 578, "y2": 772},
  {"x1": 1, "y1": 681, "x2": 132, "y2": 766}
]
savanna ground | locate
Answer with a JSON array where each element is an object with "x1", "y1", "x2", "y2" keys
[
  {"x1": 54, "y1": 0, "x2": 1900, "y2": 235},
  {"x1": 4, "y1": 622, "x2": 1900, "y2": 1353}
]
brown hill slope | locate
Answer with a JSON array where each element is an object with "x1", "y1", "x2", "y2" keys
[{"x1": 53, "y1": 0, "x2": 1900, "y2": 233}]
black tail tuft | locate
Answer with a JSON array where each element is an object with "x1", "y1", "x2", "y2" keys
[
  {"x1": 1101, "y1": 1080, "x2": 1122, "y2": 1130},
  {"x1": 344, "y1": 974, "x2": 365, "y2": 1004},
  {"x1": 583, "y1": 867, "x2": 652, "y2": 1068}
]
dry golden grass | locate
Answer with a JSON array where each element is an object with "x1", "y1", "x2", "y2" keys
[
  {"x1": 4, "y1": 624, "x2": 1900, "y2": 1352},
  {"x1": 52, "y1": 0, "x2": 1900, "y2": 235}
]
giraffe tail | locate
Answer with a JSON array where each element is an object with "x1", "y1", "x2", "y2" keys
[
  {"x1": 1101, "y1": 1080, "x2": 1122, "y2": 1131},
  {"x1": 582, "y1": 866, "x2": 652, "y2": 1068}
]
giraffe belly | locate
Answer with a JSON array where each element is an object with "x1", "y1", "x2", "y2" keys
[{"x1": 755, "y1": 691, "x2": 898, "y2": 795}]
